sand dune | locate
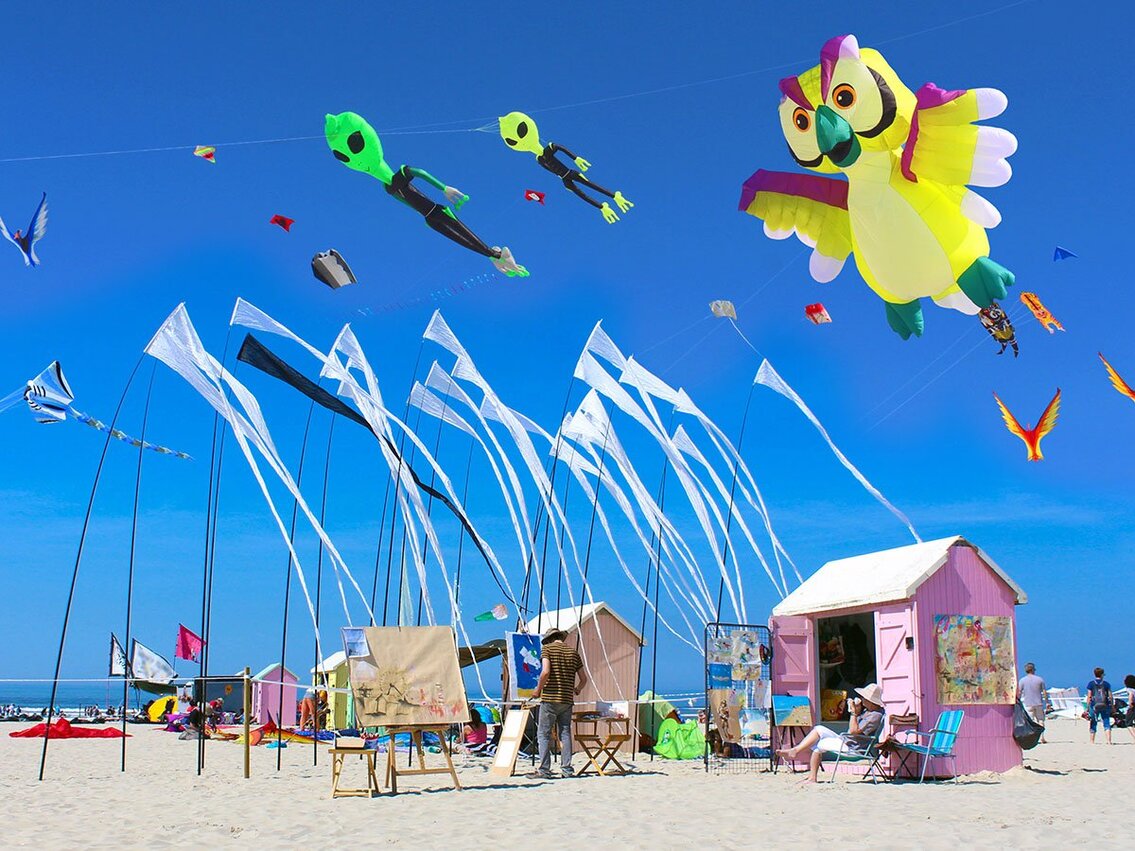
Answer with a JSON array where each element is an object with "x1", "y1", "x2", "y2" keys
[{"x1": 1, "y1": 718, "x2": 1128, "y2": 848}]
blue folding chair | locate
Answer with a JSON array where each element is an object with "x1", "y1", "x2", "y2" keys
[
  {"x1": 894, "y1": 710, "x2": 964, "y2": 783},
  {"x1": 829, "y1": 726, "x2": 887, "y2": 783}
]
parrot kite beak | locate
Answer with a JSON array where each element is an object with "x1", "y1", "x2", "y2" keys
[{"x1": 816, "y1": 105, "x2": 861, "y2": 168}]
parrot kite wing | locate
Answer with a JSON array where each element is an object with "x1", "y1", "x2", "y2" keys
[
  {"x1": 1099, "y1": 353, "x2": 1135, "y2": 404},
  {"x1": 738, "y1": 169, "x2": 852, "y2": 283},
  {"x1": 193, "y1": 145, "x2": 216, "y2": 163},
  {"x1": 1019, "y1": 292, "x2": 1063, "y2": 333},
  {"x1": 993, "y1": 389, "x2": 1061, "y2": 462},
  {"x1": 899, "y1": 84, "x2": 1017, "y2": 195}
]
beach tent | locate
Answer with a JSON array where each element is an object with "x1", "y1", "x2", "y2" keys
[
  {"x1": 522, "y1": 602, "x2": 643, "y2": 754},
  {"x1": 771, "y1": 536, "x2": 1026, "y2": 778},
  {"x1": 250, "y1": 664, "x2": 298, "y2": 726},
  {"x1": 637, "y1": 690, "x2": 679, "y2": 749},
  {"x1": 1047, "y1": 687, "x2": 1085, "y2": 720},
  {"x1": 311, "y1": 651, "x2": 353, "y2": 730},
  {"x1": 146, "y1": 696, "x2": 177, "y2": 722}
]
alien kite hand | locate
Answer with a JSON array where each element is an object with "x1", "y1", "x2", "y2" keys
[
  {"x1": 574, "y1": 157, "x2": 591, "y2": 172},
  {"x1": 614, "y1": 191, "x2": 633, "y2": 214},
  {"x1": 600, "y1": 202, "x2": 619, "y2": 224},
  {"x1": 444, "y1": 186, "x2": 469, "y2": 210}
]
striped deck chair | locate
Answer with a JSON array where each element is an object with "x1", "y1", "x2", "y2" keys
[{"x1": 894, "y1": 710, "x2": 964, "y2": 783}]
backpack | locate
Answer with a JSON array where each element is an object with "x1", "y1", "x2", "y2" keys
[{"x1": 1090, "y1": 679, "x2": 1111, "y2": 710}]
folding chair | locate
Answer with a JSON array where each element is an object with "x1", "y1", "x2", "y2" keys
[{"x1": 894, "y1": 710, "x2": 964, "y2": 783}]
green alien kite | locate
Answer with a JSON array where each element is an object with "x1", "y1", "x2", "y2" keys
[
  {"x1": 326, "y1": 112, "x2": 527, "y2": 277},
  {"x1": 499, "y1": 111, "x2": 633, "y2": 223}
]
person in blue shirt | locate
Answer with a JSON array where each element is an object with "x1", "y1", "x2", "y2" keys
[{"x1": 1086, "y1": 667, "x2": 1112, "y2": 745}]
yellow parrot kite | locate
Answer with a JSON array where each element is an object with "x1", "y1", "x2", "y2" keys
[
  {"x1": 1099, "y1": 353, "x2": 1135, "y2": 404},
  {"x1": 739, "y1": 34, "x2": 1018, "y2": 340},
  {"x1": 993, "y1": 389, "x2": 1061, "y2": 462}
]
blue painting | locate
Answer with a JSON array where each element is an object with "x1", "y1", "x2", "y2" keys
[
  {"x1": 708, "y1": 663, "x2": 732, "y2": 688},
  {"x1": 772, "y1": 694, "x2": 812, "y2": 727},
  {"x1": 506, "y1": 632, "x2": 543, "y2": 700}
]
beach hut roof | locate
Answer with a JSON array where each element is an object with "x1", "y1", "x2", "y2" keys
[
  {"x1": 310, "y1": 650, "x2": 347, "y2": 674},
  {"x1": 252, "y1": 663, "x2": 297, "y2": 682},
  {"x1": 772, "y1": 535, "x2": 1026, "y2": 617},
  {"x1": 525, "y1": 601, "x2": 644, "y2": 644}
]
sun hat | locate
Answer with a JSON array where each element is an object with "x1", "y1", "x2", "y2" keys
[
  {"x1": 541, "y1": 627, "x2": 567, "y2": 643},
  {"x1": 854, "y1": 683, "x2": 884, "y2": 707}
]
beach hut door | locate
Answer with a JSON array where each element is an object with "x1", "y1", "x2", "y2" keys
[
  {"x1": 770, "y1": 616, "x2": 815, "y2": 705},
  {"x1": 875, "y1": 605, "x2": 917, "y2": 717}
]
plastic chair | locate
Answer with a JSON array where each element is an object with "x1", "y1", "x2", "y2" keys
[
  {"x1": 828, "y1": 726, "x2": 887, "y2": 783},
  {"x1": 895, "y1": 710, "x2": 964, "y2": 783}
]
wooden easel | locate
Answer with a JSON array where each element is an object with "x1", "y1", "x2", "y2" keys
[{"x1": 383, "y1": 725, "x2": 461, "y2": 794}]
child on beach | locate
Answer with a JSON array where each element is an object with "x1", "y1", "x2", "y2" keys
[{"x1": 1086, "y1": 668, "x2": 1112, "y2": 744}]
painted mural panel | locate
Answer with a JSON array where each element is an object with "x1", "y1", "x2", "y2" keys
[{"x1": 933, "y1": 615, "x2": 1015, "y2": 705}]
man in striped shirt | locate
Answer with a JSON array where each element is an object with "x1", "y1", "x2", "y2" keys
[{"x1": 527, "y1": 628, "x2": 587, "y2": 779}]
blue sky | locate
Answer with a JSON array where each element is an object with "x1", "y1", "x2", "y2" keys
[{"x1": 0, "y1": 0, "x2": 1131, "y2": 698}]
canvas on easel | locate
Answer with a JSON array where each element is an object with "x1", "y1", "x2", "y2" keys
[
  {"x1": 348, "y1": 626, "x2": 470, "y2": 727},
  {"x1": 505, "y1": 632, "x2": 542, "y2": 701},
  {"x1": 490, "y1": 707, "x2": 531, "y2": 778}
]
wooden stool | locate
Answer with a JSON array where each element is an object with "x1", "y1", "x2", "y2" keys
[
  {"x1": 573, "y1": 714, "x2": 631, "y2": 776},
  {"x1": 383, "y1": 725, "x2": 461, "y2": 794},
  {"x1": 330, "y1": 747, "x2": 381, "y2": 798}
]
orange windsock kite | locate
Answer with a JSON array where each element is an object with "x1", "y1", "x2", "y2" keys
[
  {"x1": 1019, "y1": 292, "x2": 1063, "y2": 333},
  {"x1": 993, "y1": 389, "x2": 1061, "y2": 461},
  {"x1": 1099, "y1": 353, "x2": 1135, "y2": 404}
]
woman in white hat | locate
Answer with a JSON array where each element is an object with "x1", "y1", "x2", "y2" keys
[{"x1": 775, "y1": 683, "x2": 885, "y2": 783}]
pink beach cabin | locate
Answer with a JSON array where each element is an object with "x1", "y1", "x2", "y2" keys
[
  {"x1": 250, "y1": 663, "x2": 299, "y2": 727},
  {"x1": 770, "y1": 536, "x2": 1027, "y2": 778}
]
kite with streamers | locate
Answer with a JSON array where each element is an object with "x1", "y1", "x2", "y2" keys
[
  {"x1": 193, "y1": 145, "x2": 216, "y2": 163},
  {"x1": 499, "y1": 111, "x2": 633, "y2": 223},
  {"x1": 474, "y1": 604, "x2": 508, "y2": 622},
  {"x1": 326, "y1": 111, "x2": 527, "y2": 277},
  {"x1": 0, "y1": 361, "x2": 191, "y2": 459},
  {"x1": 993, "y1": 389, "x2": 1060, "y2": 462},
  {"x1": 1099, "y1": 354, "x2": 1135, "y2": 405},
  {"x1": 1019, "y1": 292, "x2": 1063, "y2": 333}
]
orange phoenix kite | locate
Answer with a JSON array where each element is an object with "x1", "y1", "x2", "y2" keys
[
  {"x1": 993, "y1": 389, "x2": 1061, "y2": 461},
  {"x1": 1019, "y1": 292, "x2": 1063, "y2": 333},
  {"x1": 1099, "y1": 353, "x2": 1135, "y2": 404}
]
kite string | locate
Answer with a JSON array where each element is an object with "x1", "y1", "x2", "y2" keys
[{"x1": 0, "y1": 1, "x2": 1035, "y2": 166}]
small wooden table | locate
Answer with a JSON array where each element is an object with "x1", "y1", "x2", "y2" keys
[
  {"x1": 383, "y1": 725, "x2": 461, "y2": 794},
  {"x1": 573, "y1": 714, "x2": 631, "y2": 776},
  {"x1": 329, "y1": 747, "x2": 381, "y2": 798}
]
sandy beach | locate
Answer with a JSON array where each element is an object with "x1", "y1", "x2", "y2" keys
[{"x1": 1, "y1": 718, "x2": 1128, "y2": 848}]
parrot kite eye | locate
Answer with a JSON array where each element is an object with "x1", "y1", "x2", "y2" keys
[
  {"x1": 833, "y1": 84, "x2": 856, "y2": 109},
  {"x1": 517, "y1": 121, "x2": 529, "y2": 139},
  {"x1": 505, "y1": 137, "x2": 518, "y2": 146},
  {"x1": 347, "y1": 131, "x2": 366, "y2": 154},
  {"x1": 333, "y1": 150, "x2": 350, "y2": 163},
  {"x1": 792, "y1": 108, "x2": 811, "y2": 132}
]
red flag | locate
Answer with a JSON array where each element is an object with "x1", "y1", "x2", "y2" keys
[{"x1": 175, "y1": 623, "x2": 205, "y2": 662}]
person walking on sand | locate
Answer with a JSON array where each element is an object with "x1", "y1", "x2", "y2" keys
[
  {"x1": 1124, "y1": 675, "x2": 1135, "y2": 743},
  {"x1": 1086, "y1": 667, "x2": 1113, "y2": 745},
  {"x1": 527, "y1": 627, "x2": 587, "y2": 780},
  {"x1": 1017, "y1": 662, "x2": 1048, "y2": 744}
]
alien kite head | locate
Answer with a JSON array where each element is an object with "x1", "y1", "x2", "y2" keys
[
  {"x1": 777, "y1": 34, "x2": 916, "y2": 173},
  {"x1": 498, "y1": 111, "x2": 543, "y2": 156},
  {"x1": 325, "y1": 111, "x2": 393, "y2": 183}
]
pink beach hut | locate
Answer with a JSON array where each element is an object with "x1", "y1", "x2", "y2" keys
[
  {"x1": 770, "y1": 536, "x2": 1027, "y2": 778},
  {"x1": 250, "y1": 663, "x2": 299, "y2": 727}
]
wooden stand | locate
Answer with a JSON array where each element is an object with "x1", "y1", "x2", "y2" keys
[
  {"x1": 573, "y1": 714, "x2": 631, "y2": 776},
  {"x1": 330, "y1": 748, "x2": 381, "y2": 798},
  {"x1": 383, "y1": 725, "x2": 461, "y2": 794}
]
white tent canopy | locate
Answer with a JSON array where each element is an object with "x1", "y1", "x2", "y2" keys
[{"x1": 772, "y1": 535, "x2": 1027, "y2": 618}]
